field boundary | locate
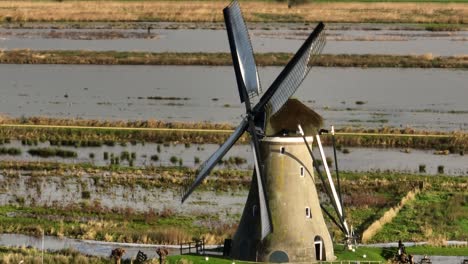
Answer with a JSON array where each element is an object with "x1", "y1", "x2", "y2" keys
[{"x1": 361, "y1": 187, "x2": 421, "y2": 243}]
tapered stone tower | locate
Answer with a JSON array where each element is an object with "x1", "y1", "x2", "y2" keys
[{"x1": 230, "y1": 136, "x2": 335, "y2": 262}]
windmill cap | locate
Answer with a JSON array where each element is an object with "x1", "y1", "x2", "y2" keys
[{"x1": 265, "y1": 98, "x2": 323, "y2": 137}]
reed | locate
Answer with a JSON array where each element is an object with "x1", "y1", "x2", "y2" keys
[
  {"x1": 2, "y1": 117, "x2": 467, "y2": 150},
  {"x1": 0, "y1": 1, "x2": 465, "y2": 24},
  {"x1": 27, "y1": 148, "x2": 77, "y2": 158}
]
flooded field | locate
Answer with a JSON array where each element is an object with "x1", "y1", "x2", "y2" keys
[
  {"x1": 1, "y1": 140, "x2": 467, "y2": 175},
  {"x1": 0, "y1": 171, "x2": 247, "y2": 217},
  {"x1": 0, "y1": 65, "x2": 466, "y2": 131},
  {"x1": 0, "y1": 27, "x2": 466, "y2": 55}
]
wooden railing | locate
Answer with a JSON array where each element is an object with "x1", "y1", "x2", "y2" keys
[{"x1": 179, "y1": 239, "x2": 205, "y2": 255}]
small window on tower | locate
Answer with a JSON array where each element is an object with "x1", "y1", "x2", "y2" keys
[
  {"x1": 252, "y1": 205, "x2": 257, "y2": 217},
  {"x1": 305, "y1": 207, "x2": 311, "y2": 218},
  {"x1": 300, "y1": 166, "x2": 304, "y2": 177},
  {"x1": 280, "y1": 147, "x2": 285, "y2": 154}
]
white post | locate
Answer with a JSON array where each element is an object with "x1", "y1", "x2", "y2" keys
[
  {"x1": 42, "y1": 230, "x2": 44, "y2": 264},
  {"x1": 316, "y1": 134, "x2": 349, "y2": 236}
]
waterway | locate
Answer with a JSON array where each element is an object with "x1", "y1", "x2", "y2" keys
[
  {"x1": 1, "y1": 65, "x2": 466, "y2": 131},
  {"x1": 0, "y1": 27, "x2": 466, "y2": 55}
]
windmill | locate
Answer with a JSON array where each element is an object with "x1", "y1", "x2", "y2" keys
[{"x1": 181, "y1": 0, "x2": 351, "y2": 262}]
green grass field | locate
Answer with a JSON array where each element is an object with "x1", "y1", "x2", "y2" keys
[{"x1": 370, "y1": 191, "x2": 468, "y2": 243}]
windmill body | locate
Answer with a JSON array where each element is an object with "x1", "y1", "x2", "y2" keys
[{"x1": 231, "y1": 135, "x2": 335, "y2": 262}]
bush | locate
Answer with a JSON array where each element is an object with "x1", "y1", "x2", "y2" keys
[
  {"x1": 419, "y1": 164, "x2": 426, "y2": 173},
  {"x1": 194, "y1": 156, "x2": 200, "y2": 164},
  {"x1": 103, "y1": 152, "x2": 109, "y2": 160},
  {"x1": 150, "y1": 155, "x2": 159, "y2": 161},
  {"x1": 0, "y1": 147, "x2": 22, "y2": 156},
  {"x1": 89, "y1": 152, "x2": 95, "y2": 159},
  {"x1": 437, "y1": 165, "x2": 444, "y2": 174},
  {"x1": 120, "y1": 151, "x2": 130, "y2": 161},
  {"x1": 81, "y1": 191, "x2": 91, "y2": 199},
  {"x1": 342, "y1": 148, "x2": 351, "y2": 154},
  {"x1": 170, "y1": 156, "x2": 178, "y2": 165},
  {"x1": 28, "y1": 148, "x2": 77, "y2": 158}
]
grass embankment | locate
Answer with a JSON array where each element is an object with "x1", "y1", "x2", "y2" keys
[
  {"x1": 370, "y1": 191, "x2": 468, "y2": 243},
  {"x1": 0, "y1": 50, "x2": 467, "y2": 69},
  {"x1": 0, "y1": 204, "x2": 235, "y2": 245},
  {"x1": 0, "y1": 1, "x2": 466, "y2": 24},
  {"x1": 1, "y1": 117, "x2": 467, "y2": 150}
]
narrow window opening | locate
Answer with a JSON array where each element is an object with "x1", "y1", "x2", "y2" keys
[
  {"x1": 252, "y1": 205, "x2": 257, "y2": 217},
  {"x1": 300, "y1": 166, "x2": 304, "y2": 177},
  {"x1": 305, "y1": 207, "x2": 311, "y2": 218},
  {"x1": 280, "y1": 147, "x2": 285, "y2": 154}
]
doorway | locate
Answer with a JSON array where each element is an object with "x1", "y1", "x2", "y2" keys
[{"x1": 314, "y1": 236, "x2": 324, "y2": 261}]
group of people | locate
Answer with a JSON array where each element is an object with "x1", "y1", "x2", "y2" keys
[
  {"x1": 397, "y1": 240, "x2": 414, "y2": 264},
  {"x1": 110, "y1": 247, "x2": 168, "y2": 264}
]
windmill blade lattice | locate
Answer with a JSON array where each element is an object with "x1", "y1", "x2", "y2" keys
[
  {"x1": 253, "y1": 22, "x2": 326, "y2": 117},
  {"x1": 181, "y1": 118, "x2": 248, "y2": 202},
  {"x1": 224, "y1": 0, "x2": 261, "y2": 103}
]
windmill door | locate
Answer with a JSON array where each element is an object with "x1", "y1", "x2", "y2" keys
[{"x1": 314, "y1": 236, "x2": 324, "y2": 261}]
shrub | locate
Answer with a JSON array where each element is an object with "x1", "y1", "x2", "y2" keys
[
  {"x1": 81, "y1": 191, "x2": 91, "y2": 199},
  {"x1": 342, "y1": 148, "x2": 351, "y2": 154},
  {"x1": 419, "y1": 164, "x2": 426, "y2": 173},
  {"x1": 194, "y1": 156, "x2": 200, "y2": 164},
  {"x1": 437, "y1": 165, "x2": 444, "y2": 174},
  {"x1": 120, "y1": 151, "x2": 130, "y2": 161},
  {"x1": 0, "y1": 147, "x2": 22, "y2": 156},
  {"x1": 103, "y1": 152, "x2": 109, "y2": 160},
  {"x1": 89, "y1": 153, "x2": 95, "y2": 159},
  {"x1": 150, "y1": 155, "x2": 159, "y2": 161},
  {"x1": 28, "y1": 148, "x2": 77, "y2": 158},
  {"x1": 170, "y1": 156, "x2": 178, "y2": 165}
]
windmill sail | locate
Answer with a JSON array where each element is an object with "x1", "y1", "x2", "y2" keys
[
  {"x1": 254, "y1": 22, "x2": 326, "y2": 117},
  {"x1": 224, "y1": 1, "x2": 261, "y2": 103},
  {"x1": 251, "y1": 141, "x2": 272, "y2": 239},
  {"x1": 181, "y1": 118, "x2": 248, "y2": 202}
]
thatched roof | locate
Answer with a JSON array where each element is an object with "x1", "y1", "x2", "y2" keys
[{"x1": 265, "y1": 98, "x2": 323, "y2": 137}]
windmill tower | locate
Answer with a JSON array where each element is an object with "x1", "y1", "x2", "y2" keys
[
  {"x1": 229, "y1": 100, "x2": 334, "y2": 262},
  {"x1": 182, "y1": 1, "x2": 350, "y2": 262}
]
